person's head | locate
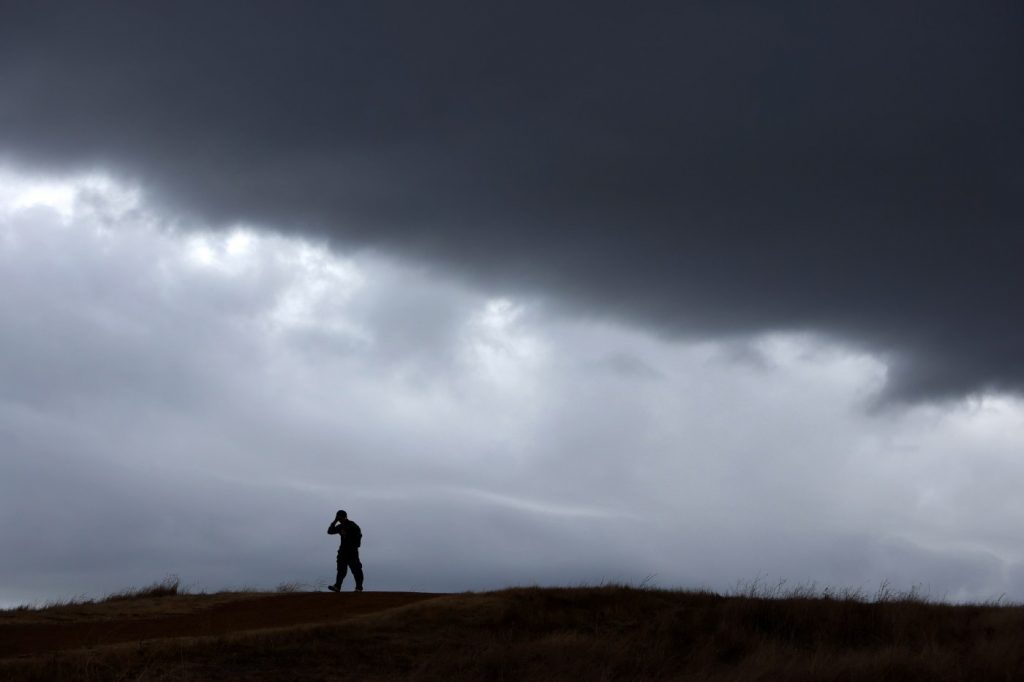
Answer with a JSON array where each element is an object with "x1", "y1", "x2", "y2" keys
[{"x1": 336, "y1": 509, "x2": 347, "y2": 521}]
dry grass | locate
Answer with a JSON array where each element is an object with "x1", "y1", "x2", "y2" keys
[
  {"x1": 0, "y1": 575, "x2": 183, "y2": 615},
  {"x1": 97, "y1": 574, "x2": 183, "y2": 603},
  {"x1": 1, "y1": 576, "x2": 325, "y2": 617},
  {"x1": 0, "y1": 576, "x2": 285, "y2": 625},
  {"x1": 4, "y1": 584, "x2": 1024, "y2": 680}
]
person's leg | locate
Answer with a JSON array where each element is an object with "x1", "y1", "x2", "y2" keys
[
  {"x1": 347, "y1": 550, "x2": 364, "y2": 591},
  {"x1": 334, "y1": 550, "x2": 349, "y2": 588}
]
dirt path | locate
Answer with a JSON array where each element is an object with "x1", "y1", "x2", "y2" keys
[{"x1": 0, "y1": 592, "x2": 443, "y2": 659}]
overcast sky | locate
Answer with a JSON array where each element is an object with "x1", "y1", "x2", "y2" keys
[{"x1": 1, "y1": 3, "x2": 1022, "y2": 606}]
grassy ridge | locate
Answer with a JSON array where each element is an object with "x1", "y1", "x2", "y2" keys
[{"x1": 4, "y1": 585, "x2": 1024, "y2": 680}]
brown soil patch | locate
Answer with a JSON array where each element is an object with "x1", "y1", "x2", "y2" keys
[{"x1": 0, "y1": 591, "x2": 443, "y2": 659}]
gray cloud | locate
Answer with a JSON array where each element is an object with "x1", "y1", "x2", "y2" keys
[
  {"x1": 2, "y1": 187, "x2": 1024, "y2": 606},
  {"x1": 0, "y1": 2, "x2": 1021, "y2": 402}
]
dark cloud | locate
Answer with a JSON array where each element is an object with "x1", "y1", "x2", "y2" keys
[
  {"x1": 2, "y1": 190, "x2": 1024, "y2": 605},
  {"x1": 1, "y1": 2, "x2": 1021, "y2": 401}
]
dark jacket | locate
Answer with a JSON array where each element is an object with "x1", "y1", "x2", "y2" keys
[{"x1": 328, "y1": 519, "x2": 362, "y2": 549}]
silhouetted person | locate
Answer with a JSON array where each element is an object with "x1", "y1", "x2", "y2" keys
[{"x1": 327, "y1": 509, "x2": 363, "y2": 592}]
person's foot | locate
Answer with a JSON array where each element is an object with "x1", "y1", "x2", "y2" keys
[
  {"x1": 355, "y1": 586, "x2": 363, "y2": 592},
  {"x1": 327, "y1": 584, "x2": 340, "y2": 593}
]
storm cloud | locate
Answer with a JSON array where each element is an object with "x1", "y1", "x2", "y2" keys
[
  {"x1": 2, "y1": 3, "x2": 1024, "y2": 608},
  {"x1": 2, "y1": 176, "x2": 1024, "y2": 606},
  {"x1": 1, "y1": 2, "x2": 1021, "y2": 402}
]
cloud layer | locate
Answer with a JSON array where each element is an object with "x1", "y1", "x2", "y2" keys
[
  {"x1": 2, "y1": 174, "x2": 1024, "y2": 606},
  {"x1": 1, "y1": 3, "x2": 1021, "y2": 401}
]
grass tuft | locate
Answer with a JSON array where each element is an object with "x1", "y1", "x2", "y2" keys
[{"x1": 101, "y1": 574, "x2": 182, "y2": 602}]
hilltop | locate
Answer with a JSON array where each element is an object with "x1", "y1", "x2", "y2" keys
[{"x1": 2, "y1": 582, "x2": 1023, "y2": 680}]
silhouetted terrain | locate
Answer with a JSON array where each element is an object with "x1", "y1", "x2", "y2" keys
[{"x1": 3, "y1": 582, "x2": 1024, "y2": 680}]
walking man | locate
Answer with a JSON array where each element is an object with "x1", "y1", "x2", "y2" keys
[{"x1": 327, "y1": 509, "x2": 364, "y2": 592}]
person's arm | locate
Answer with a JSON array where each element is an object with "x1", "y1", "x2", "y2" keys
[{"x1": 327, "y1": 519, "x2": 340, "y2": 535}]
